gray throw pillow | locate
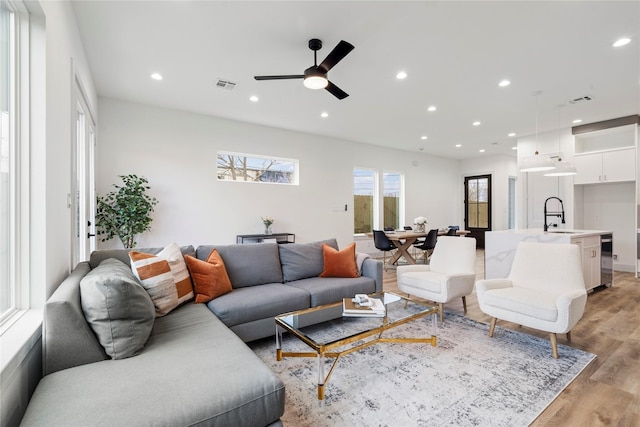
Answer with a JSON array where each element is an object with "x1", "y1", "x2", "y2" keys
[
  {"x1": 80, "y1": 258, "x2": 155, "y2": 359},
  {"x1": 279, "y1": 239, "x2": 339, "y2": 282}
]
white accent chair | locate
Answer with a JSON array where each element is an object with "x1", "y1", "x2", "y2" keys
[
  {"x1": 476, "y1": 241, "x2": 587, "y2": 359},
  {"x1": 397, "y1": 236, "x2": 476, "y2": 322}
]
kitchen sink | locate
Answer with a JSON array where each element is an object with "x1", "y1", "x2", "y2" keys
[{"x1": 546, "y1": 230, "x2": 581, "y2": 234}]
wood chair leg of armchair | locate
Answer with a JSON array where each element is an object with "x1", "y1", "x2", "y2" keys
[
  {"x1": 550, "y1": 333, "x2": 559, "y2": 359},
  {"x1": 439, "y1": 303, "x2": 444, "y2": 322},
  {"x1": 489, "y1": 318, "x2": 497, "y2": 337},
  {"x1": 461, "y1": 296, "x2": 467, "y2": 313}
]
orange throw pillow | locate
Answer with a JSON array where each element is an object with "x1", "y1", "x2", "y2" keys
[
  {"x1": 184, "y1": 250, "x2": 233, "y2": 304},
  {"x1": 319, "y1": 242, "x2": 359, "y2": 278}
]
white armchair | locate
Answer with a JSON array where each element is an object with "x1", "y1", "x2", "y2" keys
[
  {"x1": 476, "y1": 241, "x2": 587, "y2": 358},
  {"x1": 397, "y1": 236, "x2": 476, "y2": 321}
]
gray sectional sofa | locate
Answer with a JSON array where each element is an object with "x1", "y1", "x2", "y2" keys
[{"x1": 20, "y1": 239, "x2": 383, "y2": 427}]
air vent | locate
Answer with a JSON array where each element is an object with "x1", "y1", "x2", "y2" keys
[
  {"x1": 215, "y1": 79, "x2": 237, "y2": 91},
  {"x1": 569, "y1": 95, "x2": 593, "y2": 104}
]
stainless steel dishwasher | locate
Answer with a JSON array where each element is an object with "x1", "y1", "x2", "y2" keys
[{"x1": 601, "y1": 234, "x2": 613, "y2": 286}]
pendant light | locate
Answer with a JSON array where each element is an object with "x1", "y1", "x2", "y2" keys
[
  {"x1": 544, "y1": 105, "x2": 577, "y2": 176},
  {"x1": 519, "y1": 91, "x2": 557, "y2": 172}
]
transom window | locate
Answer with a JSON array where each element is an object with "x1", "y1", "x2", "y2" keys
[{"x1": 217, "y1": 152, "x2": 298, "y2": 185}]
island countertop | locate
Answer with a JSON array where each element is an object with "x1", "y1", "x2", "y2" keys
[
  {"x1": 488, "y1": 229, "x2": 613, "y2": 238},
  {"x1": 485, "y1": 229, "x2": 613, "y2": 283}
]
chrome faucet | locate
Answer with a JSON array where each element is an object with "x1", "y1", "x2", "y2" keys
[{"x1": 544, "y1": 196, "x2": 565, "y2": 231}]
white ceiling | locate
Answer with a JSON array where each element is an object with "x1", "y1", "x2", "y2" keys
[{"x1": 71, "y1": 1, "x2": 640, "y2": 160}]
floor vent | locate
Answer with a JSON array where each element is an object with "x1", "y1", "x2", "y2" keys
[
  {"x1": 215, "y1": 79, "x2": 237, "y2": 91},
  {"x1": 569, "y1": 95, "x2": 593, "y2": 104}
]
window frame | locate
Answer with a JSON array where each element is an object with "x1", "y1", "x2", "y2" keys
[
  {"x1": 353, "y1": 168, "x2": 405, "y2": 235},
  {"x1": 353, "y1": 167, "x2": 378, "y2": 235},
  {"x1": 382, "y1": 170, "x2": 404, "y2": 230},
  {"x1": 216, "y1": 150, "x2": 299, "y2": 185},
  {"x1": 0, "y1": 0, "x2": 29, "y2": 327}
]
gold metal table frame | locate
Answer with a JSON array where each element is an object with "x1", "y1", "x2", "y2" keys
[{"x1": 275, "y1": 292, "x2": 438, "y2": 400}]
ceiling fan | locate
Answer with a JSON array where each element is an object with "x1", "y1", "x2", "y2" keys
[{"x1": 254, "y1": 39, "x2": 354, "y2": 100}]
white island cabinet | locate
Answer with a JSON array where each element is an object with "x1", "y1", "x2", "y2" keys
[{"x1": 485, "y1": 229, "x2": 613, "y2": 291}]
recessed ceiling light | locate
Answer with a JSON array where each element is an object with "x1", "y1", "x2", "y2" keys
[
  {"x1": 479, "y1": 149, "x2": 486, "y2": 153},
  {"x1": 420, "y1": 136, "x2": 428, "y2": 140},
  {"x1": 455, "y1": 144, "x2": 462, "y2": 148},
  {"x1": 508, "y1": 132, "x2": 516, "y2": 137},
  {"x1": 473, "y1": 121, "x2": 481, "y2": 126},
  {"x1": 150, "y1": 73, "x2": 163, "y2": 81},
  {"x1": 572, "y1": 119, "x2": 583, "y2": 124},
  {"x1": 512, "y1": 146, "x2": 518, "y2": 150},
  {"x1": 320, "y1": 112, "x2": 329, "y2": 118},
  {"x1": 249, "y1": 95, "x2": 259, "y2": 102},
  {"x1": 498, "y1": 79, "x2": 511, "y2": 87},
  {"x1": 427, "y1": 105, "x2": 437, "y2": 112},
  {"x1": 613, "y1": 37, "x2": 631, "y2": 47},
  {"x1": 396, "y1": 71, "x2": 407, "y2": 79}
]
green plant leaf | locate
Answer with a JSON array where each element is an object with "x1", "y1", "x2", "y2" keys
[{"x1": 95, "y1": 174, "x2": 159, "y2": 248}]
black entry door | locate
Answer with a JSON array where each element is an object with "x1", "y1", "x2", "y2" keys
[{"x1": 464, "y1": 175, "x2": 491, "y2": 249}]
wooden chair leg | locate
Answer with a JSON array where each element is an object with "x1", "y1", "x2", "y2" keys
[
  {"x1": 461, "y1": 296, "x2": 468, "y2": 313},
  {"x1": 550, "y1": 333, "x2": 559, "y2": 359},
  {"x1": 566, "y1": 331, "x2": 571, "y2": 341},
  {"x1": 489, "y1": 318, "x2": 497, "y2": 337},
  {"x1": 439, "y1": 303, "x2": 444, "y2": 322}
]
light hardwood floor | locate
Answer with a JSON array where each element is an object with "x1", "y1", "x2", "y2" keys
[{"x1": 382, "y1": 250, "x2": 640, "y2": 426}]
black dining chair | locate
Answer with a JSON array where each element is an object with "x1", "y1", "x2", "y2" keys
[
  {"x1": 447, "y1": 225, "x2": 460, "y2": 236},
  {"x1": 373, "y1": 230, "x2": 397, "y2": 271},
  {"x1": 413, "y1": 229, "x2": 439, "y2": 263}
]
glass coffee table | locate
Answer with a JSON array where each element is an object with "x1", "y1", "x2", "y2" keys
[{"x1": 275, "y1": 292, "x2": 438, "y2": 400}]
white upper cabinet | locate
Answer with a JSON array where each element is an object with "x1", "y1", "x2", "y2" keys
[
  {"x1": 574, "y1": 147, "x2": 636, "y2": 184},
  {"x1": 573, "y1": 122, "x2": 637, "y2": 185}
]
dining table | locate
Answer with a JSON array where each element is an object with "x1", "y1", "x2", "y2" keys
[
  {"x1": 384, "y1": 230, "x2": 427, "y2": 265},
  {"x1": 377, "y1": 229, "x2": 471, "y2": 265}
]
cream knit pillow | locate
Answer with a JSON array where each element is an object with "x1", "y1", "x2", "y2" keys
[{"x1": 129, "y1": 243, "x2": 194, "y2": 316}]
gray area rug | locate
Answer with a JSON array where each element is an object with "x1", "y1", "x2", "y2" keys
[{"x1": 250, "y1": 313, "x2": 596, "y2": 427}]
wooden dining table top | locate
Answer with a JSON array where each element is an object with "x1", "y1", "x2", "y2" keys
[
  {"x1": 367, "y1": 229, "x2": 470, "y2": 239},
  {"x1": 383, "y1": 230, "x2": 427, "y2": 240}
]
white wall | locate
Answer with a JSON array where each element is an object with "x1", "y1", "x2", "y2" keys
[
  {"x1": 41, "y1": 0, "x2": 98, "y2": 299},
  {"x1": 460, "y1": 154, "x2": 518, "y2": 231},
  {"x1": 96, "y1": 97, "x2": 461, "y2": 253}
]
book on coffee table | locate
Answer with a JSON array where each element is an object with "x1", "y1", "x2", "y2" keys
[{"x1": 342, "y1": 297, "x2": 386, "y2": 317}]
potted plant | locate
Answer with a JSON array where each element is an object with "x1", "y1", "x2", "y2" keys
[{"x1": 95, "y1": 174, "x2": 159, "y2": 248}]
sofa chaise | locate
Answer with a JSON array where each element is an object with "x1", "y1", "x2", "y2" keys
[{"x1": 20, "y1": 239, "x2": 383, "y2": 426}]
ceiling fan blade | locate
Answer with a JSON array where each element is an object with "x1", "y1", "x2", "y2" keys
[
  {"x1": 254, "y1": 75, "x2": 304, "y2": 80},
  {"x1": 325, "y1": 81, "x2": 349, "y2": 100},
  {"x1": 317, "y1": 40, "x2": 354, "y2": 73}
]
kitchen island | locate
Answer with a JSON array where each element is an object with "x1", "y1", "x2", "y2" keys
[{"x1": 485, "y1": 229, "x2": 613, "y2": 291}]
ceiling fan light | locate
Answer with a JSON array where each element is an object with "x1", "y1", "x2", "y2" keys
[
  {"x1": 304, "y1": 75, "x2": 328, "y2": 89},
  {"x1": 519, "y1": 151, "x2": 557, "y2": 172}
]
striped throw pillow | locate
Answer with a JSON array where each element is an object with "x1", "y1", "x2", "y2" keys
[{"x1": 129, "y1": 243, "x2": 194, "y2": 317}]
